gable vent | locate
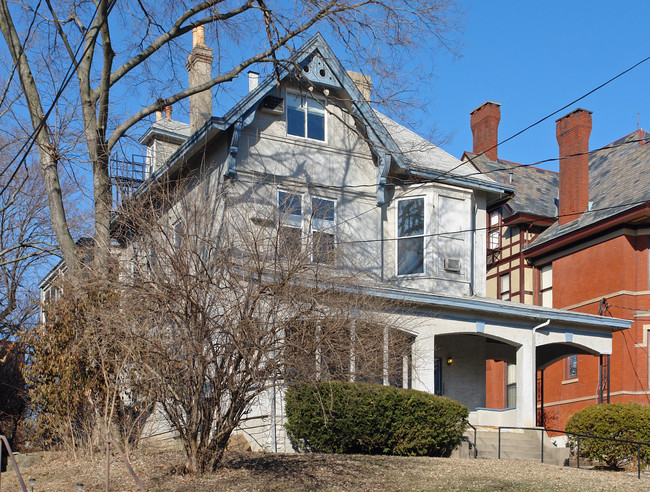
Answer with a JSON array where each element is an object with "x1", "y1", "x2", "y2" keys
[
  {"x1": 260, "y1": 96, "x2": 284, "y2": 114},
  {"x1": 444, "y1": 258, "x2": 461, "y2": 273}
]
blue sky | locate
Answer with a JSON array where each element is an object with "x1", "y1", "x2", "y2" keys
[{"x1": 417, "y1": 1, "x2": 650, "y2": 170}]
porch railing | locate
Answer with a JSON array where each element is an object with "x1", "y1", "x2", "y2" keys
[
  {"x1": 545, "y1": 428, "x2": 650, "y2": 480},
  {"x1": 490, "y1": 425, "x2": 650, "y2": 480}
]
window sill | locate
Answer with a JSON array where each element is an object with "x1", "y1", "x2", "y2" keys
[
  {"x1": 561, "y1": 378, "x2": 578, "y2": 385},
  {"x1": 285, "y1": 132, "x2": 327, "y2": 146}
]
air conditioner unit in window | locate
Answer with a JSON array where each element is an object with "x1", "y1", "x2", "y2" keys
[
  {"x1": 260, "y1": 96, "x2": 284, "y2": 114},
  {"x1": 444, "y1": 258, "x2": 461, "y2": 273}
]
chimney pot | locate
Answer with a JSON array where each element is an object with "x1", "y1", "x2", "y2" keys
[
  {"x1": 155, "y1": 110, "x2": 162, "y2": 121},
  {"x1": 248, "y1": 71, "x2": 259, "y2": 92},
  {"x1": 192, "y1": 26, "x2": 206, "y2": 48},
  {"x1": 164, "y1": 105, "x2": 172, "y2": 120},
  {"x1": 556, "y1": 108, "x2": 592, "y2": 226},
  {"x1": 470, "y1": 101, "x2": 501, "y2": 161}
]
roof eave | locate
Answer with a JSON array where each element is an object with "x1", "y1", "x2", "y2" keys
[
  {"x1": 525, "y1": 201, "x2": 650, "y2": 259},
  {"x1": 369, "y1": 286, "x2": 631, "y2": 332},
  {"x1": 407, "y1": 168, "x2": 515, "y2": 195}
]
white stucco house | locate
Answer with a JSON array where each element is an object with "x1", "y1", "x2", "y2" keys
[{"x1": 43, "y1": 31, "x2": 630, "y2": 452}]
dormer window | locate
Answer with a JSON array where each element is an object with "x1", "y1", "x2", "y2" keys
[{"x1": 286, "y1": 93, "x2": 325, "y2": 141}]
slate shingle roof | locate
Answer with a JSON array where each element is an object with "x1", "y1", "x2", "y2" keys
[
  {"x1": 376, "y1": 113, "x2": 495, "y2": 183},
  {"x1": 530, "y1": 129, "x2": 650, "y2": 248},
  {"x1": 467, "y1": 153, "x2": 559, "y2": 218}
]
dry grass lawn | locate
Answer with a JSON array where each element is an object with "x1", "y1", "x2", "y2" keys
[{"x1": 1, "y1": 448, "x2": 648, "y2": 491}]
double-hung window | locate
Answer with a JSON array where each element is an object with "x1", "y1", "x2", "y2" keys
[
  {"x1": 506, "y1": 362, "x2": 517, "y2": 408},
  {"x1": 397, "y1": 198, "x2": 425, "y2": 275},
  {"x1": 565, "y1": 355, "x2": 578, "y2": 379},
  {"x1": 488, "y1": 210, "x2": 500, "y2": 249},
  {"x1": 286, "y1": 93, "x2": 325, "y2": 141},
  {"x1": 540, "y1": 264, "x2": 553, "y2": 307},
  {"x1": 311, "y1": 197, "x2": 335, "y2": 263},
  {"x1": 278, "y1": 191, "x2": 303, "y2": 255}
]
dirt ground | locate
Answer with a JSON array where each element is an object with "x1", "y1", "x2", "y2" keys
[{"x1": 1, "y1": 447, "x2": 648, "y2": 491}]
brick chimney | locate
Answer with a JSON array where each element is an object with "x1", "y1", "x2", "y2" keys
[
  {"x1": 556, "y1": 108, "x2": 592, "y2": 226},
  {"x1": 347, "y1": 71, "x2": 373, "y2": 101},
  {"x1": 186, "y1": 26, "x2": 214, "y2": 133},
  {"x1": 470, "y1": 101, "x2": 501, "y2": 161}
]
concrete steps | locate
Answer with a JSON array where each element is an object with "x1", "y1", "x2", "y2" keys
[{"x1": 459, "y1": 428, "x2": 569, "y2": 466}]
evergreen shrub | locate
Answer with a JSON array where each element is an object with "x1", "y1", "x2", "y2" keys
[
  {"x1": 285, "y1": 381, "x2": 468, "y2": 456},
  {"x1": 565, "y1": 403, "x2": 650, "y2": 469}
]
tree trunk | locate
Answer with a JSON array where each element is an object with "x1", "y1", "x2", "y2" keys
[{"x1": 0, "y1": 0, "x2": 78, "y2": 270}]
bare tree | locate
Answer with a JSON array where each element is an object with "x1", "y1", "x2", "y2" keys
[
  {"x1": 0, "y1": 0, "x2": 460, "y2": 272},
  {"x1": 0, "y1": 161, "x2": 58, "y2": 340},
  {"x1": 116, "y1": 178, "x2": 409, "y2": 473},
  {"x1": 23, "y1": 273, "x2": 152, "y2": 458}
]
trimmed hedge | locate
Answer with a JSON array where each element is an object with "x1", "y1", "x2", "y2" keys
[
  {"x1": 565, "y1": 403, "x2": 650, "y2": 469},
  {"x1": 284, "y1": 381, "x2": 468, "y2": 457}
]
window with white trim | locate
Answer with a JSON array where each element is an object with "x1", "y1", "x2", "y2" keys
[
  {"x1": 540, "y1": 264, "x2": 553, "y2": 307},
  {"x1": 500, "y1": 273, "x2": 510, "y2": 301},
  {"x1": 278, "y1": 191, "x2": 303, "y2": 256},
  {"x1": 286, "y1": 93, "x2": 325, "y2": 141},
  {"x1": 397, "y1": 198, "x2": 425, "y2": 275},
  {"x1": 311, "y1": 197, "x2": 336, "y2": 264},
  {"x1": 506, "y1": 362, "x2": 516, "y2": 408},
  {"x1": 488, "y1": 209, "x2": 500, "y2": 249}
]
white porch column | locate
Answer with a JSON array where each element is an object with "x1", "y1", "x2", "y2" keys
[
  {"x1": 515, "y1": 342, "x2": 536, "y2": 427},
  {"x1": 412, "y1": 333, "x2": 436, "y2": 394}
]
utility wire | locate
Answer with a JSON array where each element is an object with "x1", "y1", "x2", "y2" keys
[
  {"x1": 438, "y1": 52, "x2": 650, "y2": 182},
  {"x1": 0, "y1": 0, "x2": 116, "y2": 198}
]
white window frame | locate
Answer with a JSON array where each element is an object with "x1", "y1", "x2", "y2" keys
[
  {"x1": 285, "y1": 91, "x2": 327, "y2": 142},
  {"x1": 488, "y1": 209, "x2": 500, "y2": 250},
  {"x1": 500, "y1": 272, "x2": 510, "y2": 301},
  {"x1": 310, "y1": 196, "x2": 336, "y2": 264},
  {"x1": 506, "y1": 362, "x2": 517, "y2": 408},
  {"x1": 396, "y1": 196, "x2": 426, "y2": 276},
  {"x1": 278, "y1": 190, "x2": 304, "y2": 254},
  {"x1": 540, "y1": 264, "x2": 553, "y2": 307}
]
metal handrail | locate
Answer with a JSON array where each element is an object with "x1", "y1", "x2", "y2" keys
[
  {"x1": 0, "y1": 435, "x2": 27, "y2": 492},
  {"x1": 105, "y1": 438, "x2": 146, "y2": 491},
  {"x1": 546, "y1": 428, "x2": 650, "y2": 480},
  {"x1": 497, "y1": 426, "x2": 545, "y2": 463}
]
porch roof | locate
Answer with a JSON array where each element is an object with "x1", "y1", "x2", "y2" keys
[{"x1": 369, "y1": 286, "x2": 631, "y2": 333}]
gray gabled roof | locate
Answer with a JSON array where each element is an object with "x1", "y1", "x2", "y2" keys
[
  {"x1": 528, "y1": 129, "x2": 650, "y2": 249},
  {"x1": 138, "y1": 33, "x2": 513, "y2": 197},
  {"x1": 139, "y1": 118, "x2": 191, "y2": 146},
  {"x1": 376, "y1": 114, "x2": 513, "y2": 195},
  {"x1": 468, "y1": 153, "x2": 559, "y2": 218}
]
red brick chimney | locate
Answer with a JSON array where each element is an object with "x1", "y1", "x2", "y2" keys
[
  {"x1": 556, "y1": 108, "x2": 592, "y2": 226},
  {"x1": 470, "y1": 101, "x2": 501, "y2": 161}
]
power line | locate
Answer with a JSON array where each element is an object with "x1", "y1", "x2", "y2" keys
[
  {"x1": 333, "y1": 199, "x2": 648, "y2": 247},
  {"x1": 434, "y1": 52, "x2": 650, "y2": 183},
  {"x1": 0, "y1": 0, "x2": 116, "y2": 198}
]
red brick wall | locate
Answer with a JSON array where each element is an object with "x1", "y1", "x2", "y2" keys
[{"x1": 539, "y1": 233, "x2": 650, "y2": 429}]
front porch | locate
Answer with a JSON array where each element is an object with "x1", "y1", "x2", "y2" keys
[{"x1": 392, "y1": 292, "x2": 631, "y2": 428}]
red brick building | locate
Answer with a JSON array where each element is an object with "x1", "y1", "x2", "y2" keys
[{"x1": 466, "y1": 102, "x2": 650, "y2": 429}]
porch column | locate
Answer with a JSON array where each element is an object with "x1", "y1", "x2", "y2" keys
[
  {"x1": 515, "y1": 342, "x2": 536, "y2": 427},
  {"x1": 412, "y1": 333, "x2": 435, "y2": 394}
]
